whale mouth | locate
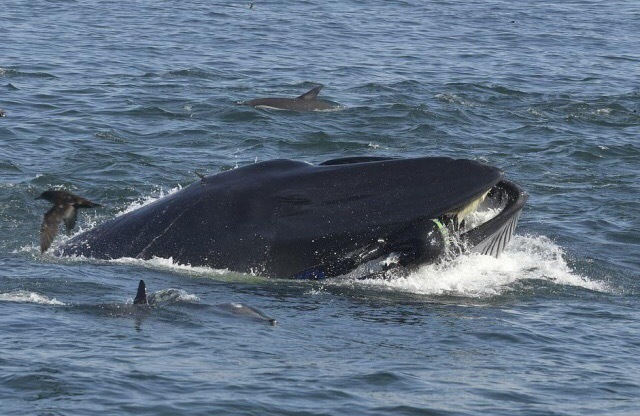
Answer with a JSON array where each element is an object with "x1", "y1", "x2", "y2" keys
[
  {"x1": 448, "y1": 180, "x2": 528, "y2": 257},
  {"x1": 288, "y1": 179, "x2": 528, "y2": 280}
]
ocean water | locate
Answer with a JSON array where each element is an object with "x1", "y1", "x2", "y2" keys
[{"x1": 1, "y1": 1, "x2": 639, "y2": 414}]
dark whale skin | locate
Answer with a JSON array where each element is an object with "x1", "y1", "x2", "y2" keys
[{"x1": 59, "y1": 157, "x2": 503, "y2": 278}]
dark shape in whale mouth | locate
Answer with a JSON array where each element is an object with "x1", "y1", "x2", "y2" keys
[{"x1": 452, "y1": 179, "x2": 527, "y2": 257}]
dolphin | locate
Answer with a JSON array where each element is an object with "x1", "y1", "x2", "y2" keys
[
  {"x1": 57, "y1": 157, "x2": 527, "y2": 279},
  {"x1": 213, "y1": 302, "x2": 277, "y2": 326},
  {"x1": 243, "y1": 85, "x2": 341, "y2": 112},
  {"x1": 133, "y1": 280, "x2": 276, "y2": 324},
  {"x1": 133, "y1": 279, "x2": 193, "y2": 306},
  {"x1": 36, "y1": 190, "x2": 102, "y2": 253},
  {"x1": 76, "y1": 279, "x2": 194, "y2": 325},
  {"x1": 133, "y1": 280, "x2": 149, "y2": 305}
]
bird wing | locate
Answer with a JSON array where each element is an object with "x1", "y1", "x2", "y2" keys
[
  {"x1": 75, "y1": 196, "x2": 101, "y2": 208},
  {"x1": 40, "y1": 205, "x2": 69, "y2": 252}
]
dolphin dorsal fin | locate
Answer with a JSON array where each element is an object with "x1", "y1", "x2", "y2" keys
[
  {"x1": 297, "y1": 85, "x2": 323, "y2": 100},
  {"x1": 134, "y1": 280, "x2": 148, "y2": 305}
]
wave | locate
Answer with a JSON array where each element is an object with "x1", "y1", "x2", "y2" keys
[
  {"x1": 107, "y1": 256, "x2": 228, "y2": 277},
  {"x1": 143, "y1": 68, "x2": 240, "y2": 81},
  {"x1": 144, "y1": 288, "x2": 200, "y2": 305},
  {"x1": 562, "y1": 101, "x2": 639, "y2": 127},
  {"x1": 340, "y1": 235, "x2": 609, "y2": 298},
  {"x1": 0, "y1": 290, "x2": 65, "y2": 305},
  {"x1": 0, "y1": 68, "x2": 57, "y2": 79},
  {"x1": 94, "y1": 130, "x2": 129, "y2": 144},
  {"x1": 435, "y1": 92, "x2": 477, "y2": 107},
  {"x1": 110, "y1": 105, "x2": 192, "y2": 119}
]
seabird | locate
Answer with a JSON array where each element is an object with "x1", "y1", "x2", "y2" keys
[{"x1": 36, "y1": 190, "x2": 101, "y2": 253}]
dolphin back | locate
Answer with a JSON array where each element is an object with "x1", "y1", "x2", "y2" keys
[
  {"x1": 245, "y1": 85, "x2": 340, "y2": 111},
  {"x1": 134, "y1": 280, "x2": 148, "y2": 305},
  {"x1": 296, "y1": 85, "x2": 323, "y2": 100}
]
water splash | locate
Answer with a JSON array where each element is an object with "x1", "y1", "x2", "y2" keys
[
  {"x1": 24, "y1": 214, "x2": 608, "y2": 298},
  {"x1": 0, "y1": 291, "x2": 65, "y2": 305},
  {"x1": 107, "y1": 256, "x2": 228, "y2": 277},
  {"x1": 117, "y1": 185, "x2": 183, "y2": 216},
  {"x1": 90, "y1": 255, "x2": 265, "y2": 282},
  {"x1": 347, "y1": 235, "x2": 608, "y2": 297},
  {"x1": 138, "y1": 288, "x2": 199, "y2": 305}
]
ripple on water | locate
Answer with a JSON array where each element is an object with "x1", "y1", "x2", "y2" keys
[{"x1": 0, "y1": 68, "x2": 58, "y2": 79}]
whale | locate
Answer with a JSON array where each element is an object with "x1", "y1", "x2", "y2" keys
[
  {"x1": 242, "y1": 85, "x2": 341, "y2": 112},
  {"x1": 58, "y1": 157, "x2": 527, "y2": 279}
]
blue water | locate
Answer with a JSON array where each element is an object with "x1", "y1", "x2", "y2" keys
[{"x1": 2, "y1": 1, "x2": 640, "y2": 414}]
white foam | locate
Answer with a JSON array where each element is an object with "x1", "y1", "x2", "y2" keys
[
  {"x1": 174, "y1": 291, "x2": 200, "y2": 302},
  {"x1": 435, "y1": 93, "x2": 476, "y2": 107},
  {"x1": 313, "y1": 105, "x2": 345, "y2": 112},
  {"x1": 116, "y1": 185, "x2": 183, "y2": 217},
  {"x1": 368, "y1": 142, "x2": 387, "y2": 150},
  {"x1": 12, "y1": 243, "x2": 40, "y2": 254},
  {"x1": 142, "y1": 288, "x2": 199, "y2": 305},
  {"x1": 0, "y1": 291, "x2": 65, "y2": 305},
  {"x1": 344, "y1": 235, "x2": 608, "y2": 297},
  {"x1": 527, "y1": 107, "x2": 545, "y2": 117},
  {"x1": 103, "y1": 256, "x2": 268, "y2": 283},
  {"x1": 107, "y1": 256, "x2": 228, "y2": 276}
]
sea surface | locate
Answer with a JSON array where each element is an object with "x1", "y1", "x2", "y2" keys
[{"x1": 1, "y1": 1, "x2": 639, "y2": 414}]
